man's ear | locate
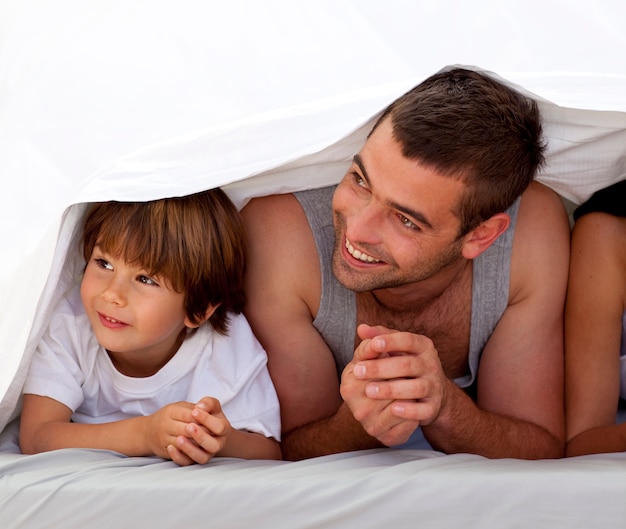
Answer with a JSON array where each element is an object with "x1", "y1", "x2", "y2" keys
[
  {"x1": 461, "y1": 213, "x2": 510, "y2": 260},
  {"x1": 184, "y1": 303, "x2": 221, "y2": 329}
]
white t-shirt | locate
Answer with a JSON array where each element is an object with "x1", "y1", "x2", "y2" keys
[{"x1": 23, "y1": 284, "x2": 281, "y2": 440}]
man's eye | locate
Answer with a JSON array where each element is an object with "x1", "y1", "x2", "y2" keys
[
  {"x1": 351, "y1": 171, "x2": 366, "y2": 187},
  {"x1": 96, "y1": 258, "x2": 113, "y2": 270},
  {"x1": 399, "y1": 214, "x2": 419, "y2": 231},
  {"x1": 137, "y1": 275, "x2": 158, "y2": 286}
]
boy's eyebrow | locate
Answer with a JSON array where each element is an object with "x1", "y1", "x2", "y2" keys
[{"x1": 352, "y1": 154, "x2": 434, "y2": 231}]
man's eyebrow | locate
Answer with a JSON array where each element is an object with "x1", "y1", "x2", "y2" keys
[
  {"x1": 352, "y1": 154, "x2": 434, "y2": 230},
  {"x1": 394, "y1": 201, "x2": 434, "y2": 231},
  {"x1": 353, "y1": 154, "x2": 369, "y2": 183}
]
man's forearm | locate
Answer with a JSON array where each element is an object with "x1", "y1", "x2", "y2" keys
[
  {"x1": 280, "y1": 403, "x2": 384, "y2": 461},
  {"x1": 423, "y1": 386, "x2": 564, "y2": 459}
]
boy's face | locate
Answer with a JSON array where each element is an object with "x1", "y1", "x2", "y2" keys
[{"x1": 80, "y1": 244, "x2": 196, "y2": 377}]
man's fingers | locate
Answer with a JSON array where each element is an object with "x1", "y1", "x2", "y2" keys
[
  {"x1": 364, "y1": 376, "x2": 432, "y2": 400},
  {"x1": 354, "y1": 354, "x2": 423, "y2": 381},
  {"x1": 356, "y1": 323, "x2": 396, "y2": 340}
]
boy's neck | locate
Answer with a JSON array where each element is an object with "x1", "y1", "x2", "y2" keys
[{"x1": 106, "y1": 328, "x2": 187, "y2": 378}]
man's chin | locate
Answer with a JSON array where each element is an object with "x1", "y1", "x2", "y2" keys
[
  {"x1": 333, "y1": 266, "x2": 381, "y2": 293},
  {"x1": 332, "y1": 252, "x2": 394, "y2": 290}
]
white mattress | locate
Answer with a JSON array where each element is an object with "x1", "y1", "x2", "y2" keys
[{"x1": 1, "y1": 419, "x2": 626, "y2": 529}]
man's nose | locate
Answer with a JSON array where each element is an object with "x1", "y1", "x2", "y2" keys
[{"x1": 347, "y1": 203, "x2": 384, "y2": 245}]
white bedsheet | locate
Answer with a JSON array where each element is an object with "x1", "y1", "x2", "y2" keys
[{"x1": 1, "y1": 419, "x2": 626, "y2": 529}]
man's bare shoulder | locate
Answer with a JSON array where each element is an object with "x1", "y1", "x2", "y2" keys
[
  {"x1": 242, "y1": 193, "x2": 315, "y2": 257},
  {"x1": 515, "y1": 181, "x2": 570, "y2": 251},
  {"x1": 241, "y1": 193, "x2": 308, "y2": 231},
  {"x1": 519, "y1": 181, "x2": 568, "y2": 217},
  {"x1": 510, "y1": 182, "x2": 570, "y2": 299},
  {"x1": 241, "y1": 193, "x2": 322, "y2": 318}
]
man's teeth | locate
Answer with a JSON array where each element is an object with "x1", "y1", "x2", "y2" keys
[{"x1": 345, "y1": 238, "x2": 380, "y2": 263}]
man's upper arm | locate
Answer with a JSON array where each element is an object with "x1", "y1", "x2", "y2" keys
[
  {"x1": 241, "y1": 194, "x2": 343, "y2": 434},
  {"x1": 476, "y1": 182, "x2": 569, "y2": 442}
]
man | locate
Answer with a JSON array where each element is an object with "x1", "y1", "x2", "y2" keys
[{"x1": 242, "y1": 68, "x2": 569, "y2": 461}]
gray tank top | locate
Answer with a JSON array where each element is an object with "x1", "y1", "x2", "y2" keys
[{"x1": 295, "y1": 185, "x2": 520, "y2": 389}]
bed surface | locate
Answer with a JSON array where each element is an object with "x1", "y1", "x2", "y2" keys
[{"x1": 2, "y1": 420, "x2": 626, "y2": 529}]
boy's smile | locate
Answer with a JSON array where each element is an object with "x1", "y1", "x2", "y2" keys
[{"x1": 98, "y1": 312, "x2": 129, "y2": 329}]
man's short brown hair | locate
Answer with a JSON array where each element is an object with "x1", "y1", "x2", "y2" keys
[{"x1": 372, "y1": 68, "x2": 546, "y2": 235}]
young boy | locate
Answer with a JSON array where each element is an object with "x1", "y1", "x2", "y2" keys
[{"x1": 20, "y1": 189, "x2": 281, "y2": 465}]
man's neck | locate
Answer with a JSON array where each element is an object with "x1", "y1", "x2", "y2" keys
[{"x1": 361, "y1": 259, "x2": 472, "y2": 315}]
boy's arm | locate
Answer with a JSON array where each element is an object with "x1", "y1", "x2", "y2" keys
[
  {"x1": 169, "y1": 397, "x2": 282, "y2": 461},
  {"x1": 169, "y1": 425, "x2": 281, "y2": 462},
  {"x1": 20, "y1": 393, "x2": 200, "y2": 461},
  {"x1": 218, "y1": 429, "x2": 281, "y2": 460}
]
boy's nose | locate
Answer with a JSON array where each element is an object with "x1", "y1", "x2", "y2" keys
[{"x1": 101, "y1": 277, "x2": 127, "y2": 306}]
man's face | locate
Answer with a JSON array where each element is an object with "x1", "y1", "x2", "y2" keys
[{"x1": 331, "y1": 118, "x2": 469, "y2": 293}]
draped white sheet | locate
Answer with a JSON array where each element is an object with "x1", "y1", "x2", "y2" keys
[{"x1": 1, "y1": 2, "x2": 626, "y2": 528}]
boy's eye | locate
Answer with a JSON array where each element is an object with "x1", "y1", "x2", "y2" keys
[
  {"x1": 137, "y1": 275, "x2": 158, "y2": 286},
  {"x1": 95, "y1": 258, "x2": 113, "y2": 270}
]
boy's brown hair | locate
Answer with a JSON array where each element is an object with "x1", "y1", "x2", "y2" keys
[{"x1": 81, "y1": 188, "x2": 246, "y2": 334}]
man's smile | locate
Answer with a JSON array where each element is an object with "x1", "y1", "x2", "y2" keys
[{"x1": 345, "y1": 237, "x2": 380, "y2": 263}]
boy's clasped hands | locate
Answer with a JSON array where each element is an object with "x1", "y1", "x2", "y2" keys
[{"x1": 148, "y1": 397, "x2": 231, "y2": 466}]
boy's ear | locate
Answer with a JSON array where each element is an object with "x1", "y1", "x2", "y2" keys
[
  {"x1": 461, "y1": 212, "x2": 510, "y2": 260},
  {"x1": 184, "y1": 303, "x2": 221, "y2": 329}
]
